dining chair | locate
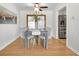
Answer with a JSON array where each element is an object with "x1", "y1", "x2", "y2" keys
[{"x1": 24, "y1": 31, "x2": 34, "y2": 48}]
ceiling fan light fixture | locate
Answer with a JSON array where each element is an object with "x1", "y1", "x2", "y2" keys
[{"x1": 34, "y1": 3, "x2": 40, "y2": 8}]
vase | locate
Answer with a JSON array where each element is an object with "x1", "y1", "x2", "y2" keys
[
  {"x1": 35, "y1": 21, "x2": 38, "y2": 44},
  {"x1": 35, "y1": 21, "x2": 38, "y2": 29}
]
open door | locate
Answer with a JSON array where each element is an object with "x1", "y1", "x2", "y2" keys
[{"x1": 58, "y1": 7, "x2": 66, "y2": 39}]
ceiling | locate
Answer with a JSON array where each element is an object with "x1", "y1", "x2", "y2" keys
[
  {"x1": 0, "y1": 3, "x2": 58, "y2": 16},
  {"x1": 14, "y1": 3, "x2": 58, "y2": 11}
]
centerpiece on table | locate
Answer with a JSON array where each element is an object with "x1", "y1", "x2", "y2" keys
[{"x1": 33, "y1": 15, "x2": 40, "y2": 29}]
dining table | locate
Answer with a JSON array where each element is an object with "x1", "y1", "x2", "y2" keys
[{"x1": 24, "y1": 29, "x2": 48, "y2": 49}]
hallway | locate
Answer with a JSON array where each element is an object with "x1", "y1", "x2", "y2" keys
[{"x1": 0, "y1": 37, "x2": 77, "y2": 56}]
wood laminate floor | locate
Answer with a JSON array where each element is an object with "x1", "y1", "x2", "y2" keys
[{"x1": 0, "y1": 37, "x2": 78, "y2": 56}]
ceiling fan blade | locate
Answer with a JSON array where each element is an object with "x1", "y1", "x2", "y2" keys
[
  {"x1": 34, "y1": 3, "x2": 48, "y2": 8},
  {"x1": 39, "y1": 9, "x2": 42, "y2": 11},
  {"x1": 40, "y1": 6, "x2": 48, "y2": 8}
]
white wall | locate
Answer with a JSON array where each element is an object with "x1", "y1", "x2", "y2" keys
[
  {"x1": 67, "y1": 3, "x2": 79, "y2": 55},
  {"x1": 59, "y1": 7, "x2": 66, "y2": 15},
  {"x1": 19, "y1": 10, "x2": 55, "y2": 38},
  {"x1": 45, "y1": 11, "x2": 55, "y2": 38},
  {"x1": 0, "y1": 3, "x2": 18, "y2": 14},
  {"x1": 0, "y1": 25, "x2": 18, "y2": 50},
  {"x1": 0, "y1": 4, "x2": 19, "y2": 50}
]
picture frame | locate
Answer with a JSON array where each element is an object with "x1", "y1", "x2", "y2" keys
[{"x1": 0, "y1": 16, "x2": 17, "y2": 24}]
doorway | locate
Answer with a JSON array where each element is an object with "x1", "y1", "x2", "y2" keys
[{"x1": 58, "y1": 7, "x2": 66, "y2": 39}]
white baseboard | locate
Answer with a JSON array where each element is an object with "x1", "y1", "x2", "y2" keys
[
  {"x1": 0, "y1": 35, "x2": 19, "y2": 51},
  {"x1": 67, "y1": 46, "x2": 79, "y2": 55}
]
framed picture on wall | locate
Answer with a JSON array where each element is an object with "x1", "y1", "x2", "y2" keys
[{"x1": 0, "y1": 16, "x2": 17, "y2": 24}]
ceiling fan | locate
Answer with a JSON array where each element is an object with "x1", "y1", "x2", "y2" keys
[{"x1": 34, "y1": 3, "x2": 48, "y2": 11}]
